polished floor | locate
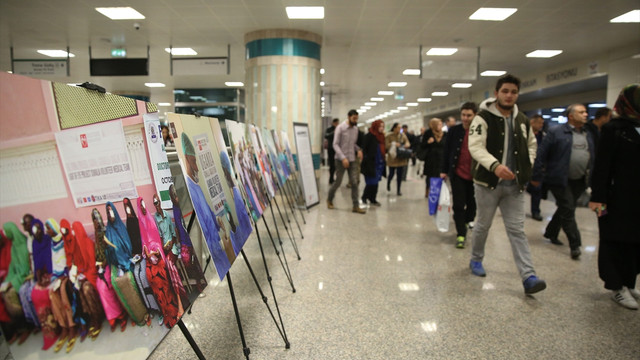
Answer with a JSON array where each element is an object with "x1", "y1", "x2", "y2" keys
[{"x1": 149, "y1": 164, "x2": 639, "y2": 360}]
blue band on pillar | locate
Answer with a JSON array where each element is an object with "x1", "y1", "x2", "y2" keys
[{"x1": 246, "y1": 38, "x2": 321, "y2": 60}]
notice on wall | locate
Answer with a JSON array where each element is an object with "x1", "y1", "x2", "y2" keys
[
  {"x1": 143, "y1": 113, "x2": 173, "y2": 209},
  {"x1": 293, "y1": 122, "x2": 319, "y2": 208},
  {"x1": 55, "y1": 120, "x2": 138, "y2": 207},
  {"x1": 12, "y1": 59, "x2": 68, "y2": 77}
]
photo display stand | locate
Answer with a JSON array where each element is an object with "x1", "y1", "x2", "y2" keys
[
  {"x1": 292, "y1": 122, "x2": 320, "y2": 209},
  {"x1": 279, "y1": 130, "x2": 308, "y2": 225}
]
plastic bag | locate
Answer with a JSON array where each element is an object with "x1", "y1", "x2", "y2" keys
[
  {"x1": 435, "y1": 181, "x2": 451, "y2": 232},
  {"x1": 428, "y1": 177, "x2": 443, "y2": 215}
]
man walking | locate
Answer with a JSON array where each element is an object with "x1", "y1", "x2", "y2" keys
[
  {"x1": 528, "y1": 114, "x2": 546, "y2": 221},
  {"x1": 584, "y1": 107, "x2": 611, "y2": 147},
  {"x1": 327, "y1": 110, "x2": 365, "y2": 214},
  {"x1": 325, "y1": 118, "x2": 339, "y2": 184},
  {"x1": 440, "y1": 102, "x2": 478, "y2": 249},
  {"x1": 467, "y1": 74, "x2": 546, "y2": 294},
  {"x1": 531, "y1": 104, "x2": 595, "y2": 260}
]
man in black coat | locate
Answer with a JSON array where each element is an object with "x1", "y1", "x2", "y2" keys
[{"x1": 325, "y1": 118, "x2": 339, "y2": 184}]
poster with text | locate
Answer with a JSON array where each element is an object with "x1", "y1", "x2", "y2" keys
[
  {"x1": 225, "y1": 120, "x2": 268, "y2": 222},
  {"x1": 280, "y1": 131, "x2": 297, "y2": 174},
  {"x1": 293, "y1": 122, "x2": 319, "y2": 208},
  {"x1": 143, "y1": 113, "x2": 173, "y2": 209},
  {"x1": 249, "y1": 125, "x2": 276, "y2": 198},
  {"x1": 271, "y1": 130, "x2": 291, "y2": 179},
  {"x1": 261, "y1": 128, "x2": 287, "y2": 187},
  {"x1": 55, "y1": 120, "x2": 137, "y2": 208}
]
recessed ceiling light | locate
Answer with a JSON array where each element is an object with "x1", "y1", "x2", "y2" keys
[
  {"x1": 588, "y1": 103, "x2": 607, "y2": 108},
  {"x1": 426, "y1": 48, "x2": 458, "y2": 56},
  {"x1": 144, "y1": 83, "x2": 166, "y2": 88},
  {"x1": 452, "y1": 83, "x2": 472, "y2": 88},
  {"x1": 390, "y1": 110, "x2": 400, "y2": 114},
  {"x1": 225, "y1": 82, "x2": 244, "y2": 87},
  {"x1": 378, "y1": 91, "x2": 394, "y2": 95},
  {"x1": 552, "y1": 108, "x2": 565, "y2": 112},
  {"x1": 417, "y1": 98, "x2": 432, "y2": 102},
  {"x1": 481, "y1": 70, "x2": 506, "y2": 77},
  {"x1": 320, "y1": 81, "x2": 325, "y2": 86},
  {"x1": 165, "y1": 48, "x2": 197, "y2": 56},
  {"x1": 157, "y1": 102, "x2": 172, "y2": 106},
  {"x1": 432, "y1": 92, "x2": 448, "y2": 96},
  {"x1": 371, "y1": 97, "x2": 384, "y2": 101},
  {"x1": 526, "y1": 50, "x2": 563, "y2": 58},
  {"x1": 469, "y1": 7, "x2": 517, "y2": 21},
  {"x1": 388, "y1": 82, "x2": 407, "y2": 87},
  {"x1": 286, "y1": 6, "x2": 324, "y2": 19},
  {"x1": 37, "y1": 50, "x2": 75, "y2": 58},
  {"x1": 397, "y1": 106, "x2": 408, "y2": 110},
  {"x1": 362, "y1": 106, "x2": 372, "y2": 110},
  {"x1": 96, "y1": 7, "x2": 145, "y2": 20},
  {"x1": 406, "y1": 102, "x2": 418, "y2": 106},
  {"x1": 320, "y1": 68, "x2": 325, "y2": 74},
  {"x1": 365, "y1": 102, "x2": 377, "y2": 106},
  {"x1": 403, "y1": 69, "x2": 421, "y2": 75},
  {"x1": 610, "y1": 10, "x2": 640, "y2": 23}
]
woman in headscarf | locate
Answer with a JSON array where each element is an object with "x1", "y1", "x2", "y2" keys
[
  {"x1": 220, "y1": 150, "x2": 253, "y2": 252},
  {"x1": 123, "y1": 198, "x2": 160, "y2": 316},
  {"x1": 589, "y1": 84, "x2": 640, "y2": 310},
  {"x1": 46, "y1": 218, "x2": 78, "y2": 353},
  {"x1": 29, "y1": 218, "x2": 60, "y2": 350},
  {"x1": 385, "y1": 123, "x2": 411, "y2": 196},
  {"x1": 17, "y1": 214, "x2": 40, "y2": 332},
  {"x1": 361, "y1": 120, "x2": 386, "y2": 206},
  {"x1": 0, "y1": 223, "x2": 31, "y2": 344},
  {"x1": 104, "y1": 202, "x2": 149, "y2": 326},
  {"x1": 420, "y1": 118, "x2": 447, "y2": 197},
  {"x1": 169, "y1": 184, "x2": 207, "y2": 294},
  {"x1": 91, "y1": 208, "x2": 127, "y2": 332}
]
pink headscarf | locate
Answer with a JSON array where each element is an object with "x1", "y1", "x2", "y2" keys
[{"x1": 137, "y1": 197, "x2": 165, "y2": 260}]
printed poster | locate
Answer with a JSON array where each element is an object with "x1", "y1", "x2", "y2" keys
[
  {"x1": 55, "y1": 120, "x2": 137, "y2": 208},
  {"x1": 260, "y1": 128, "x2": 287, "y2": 188},
  {"x1": 280, "y1": 131, "x2": 297, "y2": 174},
  {"x1": 250, "y1": 125, "x2": 276, "y2": 198},
  {"x1": 293, "y1": 122, "x2": 319, "y2": 208},
  {"x1": 143, "y1": 113, "x2": 173, "y2": 209}
]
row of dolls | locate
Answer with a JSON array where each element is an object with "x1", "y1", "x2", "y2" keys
[{"x1": 0, "y1": 191, "x2": 207, "y2": 353}]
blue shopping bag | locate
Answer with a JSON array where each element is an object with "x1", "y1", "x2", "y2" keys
[{"x1": 428, "y1": 177, "x2": 443, "y2": 215}]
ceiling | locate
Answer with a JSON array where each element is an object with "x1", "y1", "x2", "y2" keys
[{"x1": 1, "y1": 0, "x2": 639, "y2": 122}]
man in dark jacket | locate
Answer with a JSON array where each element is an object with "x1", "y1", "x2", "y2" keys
[
  {"x1": 325, "y1": 118, "x2": 339, "y2": 184},
  {"x1": 531, "y1": 104, "x2": 595, "y2": 260},
  {"x1": 527, "y1": 114, "x2": 546, "y2": 221},
  {"x1": 440, "y1": 102, "x2": 477, "y2": 249},
  {"x1": 584, "y1": 107, "x2": 611, "y2": 149}
]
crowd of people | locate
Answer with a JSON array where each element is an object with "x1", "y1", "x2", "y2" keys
[{"x1": 325, "y1": 75, "x2": 640, "y2": 309}]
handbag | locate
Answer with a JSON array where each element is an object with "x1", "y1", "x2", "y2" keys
[
  {"x1": 435, "y1": 181, "x2": 451, "y2": 232},
  {"x1": 428, "y1": 177, "x2": 443, "y2": 215},
  {"x1": 396, "y1": 147, "x2": 412, "y2": 159}
]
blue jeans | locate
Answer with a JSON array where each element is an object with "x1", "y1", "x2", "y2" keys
[{"x1": 471, "y1": 183, "x2": 537, "y2": 281}]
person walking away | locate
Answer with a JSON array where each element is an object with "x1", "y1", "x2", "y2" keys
[
  {"x1": 527, "y1": 114, "x2": 546, "y2": 221},
  {"x1": 530, "y1": 104, "x2": 595, "y2": 259},
  {"x1": 361, "y1": 120, "x2": 386, "y2": 206},
  {"x1": 584, "y1": 107, "x2": 612, "y2": 150},
  {"x1": 440, "y1": 102, "x2": 477, "y2": 249},
  {"x1": 467, "y1": 74, "x2": 546, "y2": 294},
  {"x1": 385, "y1": 123, "x2": 410, "y2": 196},
  {"x1": 325, "y1": 118, "x2": 339, "y2": 184},
  {"x1": 327, "y1": 110, "x2": 366, "y2": 214},
  {"x1": 589, "y1": 84, "x2": 640, "y2": 310}
]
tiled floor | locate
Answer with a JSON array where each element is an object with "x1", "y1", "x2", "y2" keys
[{"x1": 150, "y1": 164, "x2": 640, "y2": 359}]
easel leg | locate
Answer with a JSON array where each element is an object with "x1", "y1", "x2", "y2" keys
[
  {"x1": 178, "y1": 319, "x2": 206, "y2": 360},
  {"x1": 227, "y1": 272, "x2": 251, "y2": 360},
  {"x1": 262, "y1": 215, "x2": 295, "y2": 292},
  {"x1": 283, "y1": 181, "x2": 304, "y2": 239},
  {"x1": 273, "y1": 197, "x2": 300, "y2": 260}
]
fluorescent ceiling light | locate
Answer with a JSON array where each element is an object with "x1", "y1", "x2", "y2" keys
[
  {"x1": 371, "y1": 97, "x2": 384, "y2": 101},
  {"x1": 388, "y1": 82, "x2": 407, "y2": 87},
  {"x1": 469, "y1": 7, "x2": 517, "y2": 21},
  {"x1": 362, "y1": 106, "x2": 371, "y2": 110},
  {"x1": 37, "y1": 50, "x2": 75, "y2": 58},
  {"x1": 551, "y1": 108, "x2": 565, "y2": 112},
  {"x1": 542, "y1": 115, "x2": 551, "y2": 119},
  {"x1": 390, "y1": 110, "x2": 400, "y2": 114},
  {"x1": 286, "y1": 6, "x2": 324, "y2": 19},
  {"x1": 610, "y1": 10, "x2": 640, "y2": 23},
  {"x1": 403, "y1": 69, "x2": 421, "y2": 75},
  {"x1": 378, "y1": 91, "x2": 394, "y2": 95},
  {"x1": 157, "y1": 102, "x2": 172, "y2": 106},
  {"x1": 225, "y1": 82, "x2": 244, "y2": 87},
  {"x1": 426, "y1": 48, "x2": 458, "y2": 56},
  {"x1": 96, "y1": 7, "x2": 145, "y2": 20},
  {"x1": 365, "y1": 102, "x2": 377, "y2": 106},
  {"x1": 397, "y1": 106, "x2": 408, "y2": 110},
  {"x1": 588, "y1": 103, "x2": 607, "y2": 108},
  {"x1": 481, "y1": 70, "x2": 506, "y2": 77},
  {"x1": 432, "y1": 92, "x2": 448, "y2": 96},
  {"x1": 406, "y1": 102, "x2": 418, "y2": 106},
  {"x1": 145, "y1": 83, "x2": 166, "y2": 88},
  {"x1": 320, "y1": 81, "x2": 325, "y2": 86},
  {"x1": 320, "y1": 68, "x2": 325, "y2": 74},
  {"x1": 417, "y1": 98, "x2": 432, "y2": 102},
  {"x1": 526, "y1": 50, "x2": 563, "y2": 58},
  {"x1": 452, "y1": 83, "x2": 472, "y2": 88},
  {"x1": 165, "y1": 48, "x2": 197, "y2": 56}
]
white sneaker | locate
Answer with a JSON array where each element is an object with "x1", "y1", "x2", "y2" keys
[
  {"x1": 467, "y1": 221, "x2": 475, "y2": 229},
  {"x1": 611, "y1": 288, "x2": 639, "y2": 310},
  {"x1": 627, "y1": 287, "x2": 640, "y2": 300}
]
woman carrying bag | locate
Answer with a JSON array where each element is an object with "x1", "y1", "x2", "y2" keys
[{"x1": 385, "y1": 123, "x2": 411, "y2": 196}]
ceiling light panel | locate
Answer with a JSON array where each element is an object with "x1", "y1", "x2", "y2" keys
[
  {"x1": 469, "y1": 8, "x2": 517, "y2": 21},
  {"x1": 426, "y1": 48, "x2": 458, "y2": 56},
  {"x1": 481, "y1": 70, "x2": 506, "y2": 76},
  {"x1": 526, "y1": 50, "x2": 563, "y2": 58},
  {"x1": 417, "y1": 98, "x2": 432, "y2": 102},
  {"x1": 610, "y1": 10, "x2": 640, "y2": 23},
  {"x1": 145, "y1": 83, "x2": 166, "y2": 88},
  {"x1": 432, "y1": 92, "x2": 448, "y2": 96},
  {"x1": 370, "y1": 97, "x2": 384, "y2": 101},
  {"x1": 388, "y1": 82, "x2": 407, "y2": 87},
  {"x1": 96, "y1": 7, "x2": 145, "y2": 20},
  {"x1": 452, "y1": 83, "x2": 472, "y2": 88},
  {"x1": 403, "y1": 69, "x2": 420, "y2": 75},
  {"x1": 165, "y1": 48, "x2": 197, "y2": 55},
  {"x1": 37, "y1": 50, "x2": 75, "y2": 57},
  {"x1": 286, "y1": 6, "x2": 324, "y2": 19},
  {"x1": 365, "y1": 102, "x2": 377, "y2": 106},
  {"x1": 378, "y1": 91, "x2": 394, "y2": 95},
  {"x1": 225, "y1": 82, "x2": 244, "y2": 87}
]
